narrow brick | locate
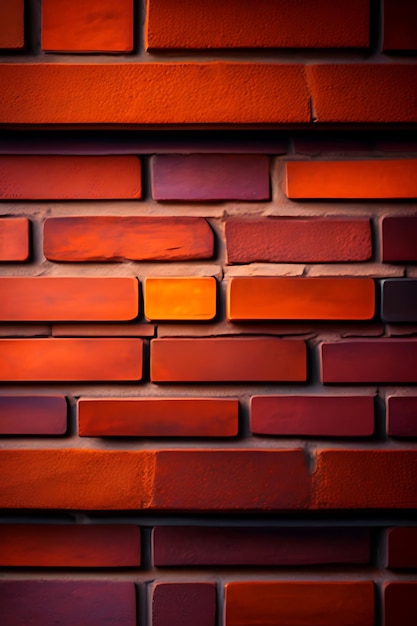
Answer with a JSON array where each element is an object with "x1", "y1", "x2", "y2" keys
[
  {"x1": 151, "y1": 338, "x2": 306, "y2": 382},
  {"x1": 152, "y1": 583, "x2": 216, "y2": 626},
  {"x1": 79, "y1": 398, "x2": 238, "y2": 437},
  {"x1": 43, "y1": 216, "x2": 213, "y2": 262},
  {"x1": 250, "y1": 395, "x2": 374, "y2": 437},
  {"x1": 286, "y1": 159, "x2": 417, "y2": 199},
  {"x1": 225, "y1": 217, "x2": 372, "y2": 263},
  {"x1": 384, "y1": 0, "x2": 417, "y2": 51},
  {"x1": 0, "y1": 277, "x2": 138, "y2": 321},
  {"x1": 144, "y1": 277, "x2": 216, "y2": 321},
  {"x1": 0, "y1": 218, "x2": 29, "y2": 261},
  {"x1": 0, "y1": 396, "x2": 66, "y2": 435},
  {"x1": 0, "y1": 338, "x2": 143, "y2": 381},
  {"x1": 384, "y1": 583, "x2": 417, "y2": 626},
  {"x1": 153, "y1": 526, "x2": 370, "y2": 566},
  {"x1": 225, "y1": 582, "x2": 374, "y2": 626},
  {"x1": 0, "y1": 524, "x2": 140, "y2": 567},
  {"x1": 382, "y1": 279, "x2": 417, "y2": 322},
  {"x1": 321, "y1": 340, "x2": 417, "y2": 383},
  {"x1": 227, "y1": 277, "x2": 375, "y2": 321},
  {"x1": 387, "y1": 528, "x2": 417, "y2": 568},
  {"x1": 0, "y1": 0, "x2": 24, "y2": 49},
  {"x1": 0, "y1": 156, "x2": 141, "y2": 200},
  {"x1": 387, "y1": 396, "x2": 417, "y2": 437},
  {"x1": 382, "y1": 217, "x2": 417, "y2": 262},
  {"x1": 52, "y1": 323, "x2": 155, "y2": 337}
]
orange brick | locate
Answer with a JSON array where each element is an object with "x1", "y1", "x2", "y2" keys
[
  {"x1": 144, "y1": 278, "x2": 216, "y2": 321},
  {"x1": 0, "y1": 277, "x2": 138, "y2": 321},
  {"x1": 42, "y1": 0, "x2": 133, "y2": 52},
  {"x1": 286, "y1": 160, "x2": 417, "y2": 199},
  {"x1": 227, "y1": 277, "x2": 374, "y2": 321},
  {"x1": 0, "y1": 218, "x2": 29, "y2": 261},
  {"x1": 0, "y1": 0, "x2": 24, "y2": 49}
]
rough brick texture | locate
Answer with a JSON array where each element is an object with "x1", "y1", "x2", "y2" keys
[
  {"x1": 0, "y1": 218, "x2": 29, "y2": 261},
  {"x1": 152, "y1": 583, "x2": 216, "y2": 626}
]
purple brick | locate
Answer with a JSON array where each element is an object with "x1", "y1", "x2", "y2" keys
[
  {"x1": 152, "y1": 583, "x2": 216, "y2": 626},
  {"x1": 388, "y1": 396, "x2": 417, "y2": 437},
  {"x1": 382, "y1": 279, "x2": 417, "y2": 322},
  {"x1": 0, "y1": 396, "x2": 67, "y2": 435},
  {"x1": 382, "y1": 216, "x2": 417, "y2": 262},
  {"x1": 151, "y1": 155, "x2": 270, "y2": 201}
]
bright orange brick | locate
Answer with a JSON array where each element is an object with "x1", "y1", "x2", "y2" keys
[
  {"x1": 0, "y1": 218, "x2": 29, "y2": 261},
  {"x1": 0, "y1": 0, "x2": 24, "y2": 49},
  {"x1": 144, "y1": 277, "x2": 216, "y2": 321}
]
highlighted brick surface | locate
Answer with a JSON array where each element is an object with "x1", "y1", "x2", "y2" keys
[
  {"x1": 0, "y1": 396, "x2": 67, "y2": 435},
  {"x1": 144, "y1": 277, "x2": 216, "y2": 321},
  {"x1": 0, "y1": 0, "x2": 24, "y2": 49},
  {"x1": 152, "y1": 583, "x2": 216, "y2": 626},
  {"x1": 382, "y1": 216, "x2": 417, "y2": 262},
  {"x1": 0, "y1": 218, "x2": 29, "y2": 261},
  {"x1": 387, "y1": 396, "x2": 417, "y2": 438}
]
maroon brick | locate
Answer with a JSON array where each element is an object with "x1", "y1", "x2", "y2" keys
[
  {"x1": 151, "y1": 155, "x2": 270, "y2": 201},
  {"x1": 384, "y1": 583, "x2": 417, "y2": 626},
  {"x1": 387, "y1": 528, "x2": 417, "y2": 568},
  {"x1": 382, "y1": 216, "x2": 417, "y2": 262},
  {"x1": 382, "y1": 280, "x2": 417, "y2": 322},
  {"x1": 0, "y1": 396, "x2": 67, "y2": 435},
  {"x1": 384, "y1": 0, "x2": 417, "y2": 51},
  {"x1": 152, "y1": 583, "x2": 216, "y2": 626},
  {"x1": 387, "y1": 396, "x2": 417, "y2": 437}
]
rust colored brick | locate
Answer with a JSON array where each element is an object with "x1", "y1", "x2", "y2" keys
[
  {"x1": 0, "y1": 396, "x2": 66, "y2": 435},
  {"x1": 384, "y1": 0, "x2": 417, "y2": 51},
  {"x1": 144, "y1": 277, "x2": 216, "y2": 321},
  {"x1": 0, "y1": 218, "x2": 29, "y2": 261},
  {"x1": 0, "y1": 0, "x2": 24, "y2": 49}
]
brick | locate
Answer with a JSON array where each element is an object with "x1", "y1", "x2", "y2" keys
[
  {"x1": 146, "y1": 0, "x2": 368, "y2": 49},
  {"x1": 0, "y1": 0, "x2": 24, "y2": 49},
  {"x1": 0, "y1": 156, "x2": 141, "y2": 200},
  {"x1": 0, "y1": 581, "x2": 136, "y2": 626},
  {"x1": 312, "y1": 450, "x2": 417, "y2": 508},
  {"x1": 151, "y1": 155, "x2": 270, "y2": 201},
  {"x1": 0, "y1": 218, "x2": 29, "y2": 261},
  {"x1": 152, "y1": 583, "x2": 216, "y2": 626},
  {"x1": 0, "y1": 396, "x2": 66, "y2": 435},
  {"x1": 0, "y1": 64, "x2": 310, "y2": 125},
  {"x1": 382, "y1": 216, "x2": 417, "y2": 262},
  {"x1": 384, "y1": 0, "x2": 417, "y2": 51},
  {"x1": 0, "y1": 277, "x2": 138, "y2": 321},
  {"x1": 0, "y1": 524, "x2": 140, "y2": 567},
  {"x1": 52, "y1": 323, "x2": 155, "y2": 337},
  {"x1": 250, "y1": 395, "x2": 374, "y2": 437},
  {"x1": 286, "y1": 159, "x2": 417, "y2": 199},
  {"x1": 43, "y1": 216, "x2": 213, "y2": 262},
  {"x1": 384, "y1": 583, "x2": 417, "y2": 626},
  {"x1": 0, "y1": 338, "x2": 143, "y2": 381},
  {"x1": 42, "y1": 0, "x2": 133, "y2": 52},
  {"x1": 153, "y1": 526, "x2": 370, "y2": 566},
  {"x1": 387, "y1": 528, "x2": 417, "y2": 568},
  {"x1": 321, "y1": 340, "x2": 417, "y2": 383},
  {"x1": 227, "y1": 277, "x2": 375, "y2": 321},
  {"x1": 144, "y1": 277, "x2": 216, "y2": 321},
  {"x1": 225, "y1": 217, "x2": 372, "y2": 263},
  {"x1": 387, "y1": 396, "x2": 417, "y2": 437},
  {"x1": 151, "y1": 338, "x2": 306, "y2": 382},
  {"x1": 225, "y1": 582, "x2": 374, "y2": 626},
  {"x1": 306, "y1": 65, "x2": 417, "y2": 123},
  {"x1": 79, "y1": 398, "x2": 238, "y2": 437},
  {"x1": 382, "y1": 279, "x2": 417, "y2": 322}
]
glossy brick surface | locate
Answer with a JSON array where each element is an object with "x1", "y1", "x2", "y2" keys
[
  {"x1": 0, "y1": 396, "x2": 67, "y2": 435},
  {"x1": 387, "y1": 528, "x2": 417, "y2": 568},
  {"x1": 0, "y1": 218, "x2": 29, "y2": 261},
  {"x1": 152, "y1": 583, "x2": 216, "y2": 626},
  {"x1": 144, "y1": 277, "x2": 216, "y2": 321},
  {"x1": 384, "y1": 583, "x2": 417, "y2": 626},
  {"x1": 382, "y1": 216, "x2": 417, "y2": 262},
  {"x1": 387, "y1": 396, "x2": 417, "y2": 438}
]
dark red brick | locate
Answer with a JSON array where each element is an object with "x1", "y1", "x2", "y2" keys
[
  {"x1": 387, "y1": 528, "x2": 417, "y2": 568},
  {"x1": 382, "y1": 216, "x2": 417, "y2": 262},
  {"x1": 382, "y1": 280, "x2": 417, "y2": 322},
  {"x1": 387, "y1": 396, "x2": 417, "y2": 437},
  {"x1": 384, "y1": 583, "x2": 417, "y2": 626},
  {"x1": 0, "y1": 396, "x2": 66, "y2": 435},
  {"x1": 384, "y1": 0, "x2": 417, "y2": 51},
  {"x1": 152, "y1": 583, "x2": 216, "y2": 626}
]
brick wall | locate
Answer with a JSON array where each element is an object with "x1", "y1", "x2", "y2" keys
[{"x1": 1, "y1": 2, "x2": 417, "y2": 625}]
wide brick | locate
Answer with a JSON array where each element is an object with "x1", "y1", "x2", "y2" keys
[
  {"x1": 0, "y1": 0, "x2": 24, "y2": 49},
  {"x1": 42, "y1": 0, "x2": 133, "y2": 52},
  {"x1": 321, "y1": 340, "x2": 417, "y2": 383},
  {"x1": 0, "y1": 396, "x2": 67, "y2": 435},
  {"x1": 151, "y1": 338, "x2": 306, "y2": 382},
  {"x1": 387, "y1": 528, "x2": 417, "y2": 568},
  {"x1": 384, "y1": 0, "x2": 417, "y2": 51},
  {"x1": 286, "y1": 159, "x2": 417, "y2": 199},
  {"x1": 312, "y1": 450, "x2": 417, "y2": 508},
  {"x1": 0, "y1": 581, "x2": 136, "y2": 626},
  {"x1": 382, "y1": 279, "x2": 417, "y2": 322},
  {"x1": 0, "y1": 218, "x2": 29, "y2": 261},
  {"x1": 306, "y1": 65, "x2": 417, "y2": 123},
  {"x1": 146, "y1": 0, "x2": 368, "y2": 49},
  {"x1": 153, "y1": 526, "x2": 370, "y2": 566},
  {"x1": 250, "y1": 395, "x2": 374, "y2": 437},
  {"x1": 0, "y1": 277, "x2": 138, "y2": 321},
  {"x1": 227, "y1": 277, "x2": 375, "y2": 321},
  {"x1": 0, "y1": 64, "x2": 310, "y2": 125},
  {"x1": 387, "y1": 396, "x2": 417, "y2": 437},
  {"x1": 225, "y1": 582, "x2": 374, "y2": 626},
  {"x1": 225, "y1": 217, "x2": 372, "y2": 263},
  {"x1": 0, "y1": 338, "x2": 143, "y2": 381},
  {"x1": 0, "y1": 524, "x2": 140, "y2": 567},
  {"x1": 152, "y1": 583, "x2": 216, "y2": 626},
  {"x1": 384, "y1": 583, "x2": 417, "y2": 626},
  {"x1": 144, "y1": 277, "x2": 216, "y2": 321},
  {"x1": 43, "y1": 216, "x2": 213, "y2": 262},
  {"x1": 382, "y1": 216, "x2": 417, "y2": 262},
  {"x1": 79, "y1": 398, "x2": 238, "y2": 437},
  {"x1": 151, "y1": 155, "x2": 269, "y2": 201}
]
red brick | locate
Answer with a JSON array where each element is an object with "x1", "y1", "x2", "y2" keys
[
  {"x1": 286, "y1": 160, "x2": 417, "y2": 199},
  {"x1": 0, "y1": 277, "x2": 138, "y2": 321},
  {"x1": 321, "y1": 340, "x2": 417, "y2": 383},
  {"x1": 227, "y1": 277, "x2": 375, "y2": 321},
  {"x1": 0, "y1": 218, "x2": 29, "y2": 261},
  {"x1": 306, "y1": 65, "x2": 417, "y2": 123},
  {"x1": 225, "y1": 581, "x2": 374, "y2": 626},
  {"x1": 42, "y1": 0, "x2": 133, "y2": 52},
  {"x1": 0, "y1": 524, "x2": 140, "y2": 567},
  {"x1": 43, "y1": 216, "x2": 213, "y2": 262},
  {"x1": 387, "y1": 528, "x2": 417, "y2": 568},
  {"x1": 225, "y1": 218, "x2": 372, "y2": 263},
  {"x1": 0, "y1": 338, "x2": 143, "y2": 381},
  {"x1": 0, "y1": 0, "x2": 24, "y2": 49},
  {"x1": 146, "y1": 0, "x2": 369, "y2": 49},
  {"x1": 384, "y1": 0, "x2": 417, "y2": 51},
  {"x1": 78, "y1": 398, "x2": 238, "y2": 437},
  {"x1": 250, "y1": 395, "x2": 374, "y2": 437},
  {"x1": 0, "y1": 156, "x2": 141, "y2": 200},
  {"x1": 151, "y1": 155, "x2": 270, "y2": 201},
  {"x1": 151, "y1": 338, "x2": 306, "y2": 382},
  {"x1": 52, "y1": 323, "x2": 155, "y2": 337},
  {"x1": 312, "y1": 450, "x2": 417, "y2": 508},
  {"x1": 387, "y1": 396, "x2": 417, "y2": 438},
  {"x1": 384, "y1": 583, "x2": 417, "y2": 626},
  {"x1": 382, "y1": 216, "x2": 417, "y2": 262},
  {"x1": 0, "y1": 396, "x2": 66, "y2": 435},
  {"x1": 152, "y1": 583, "x2": 216, "y2": 626},
  {"x1": 144, "y1": 277, "x2": 216, "y2": 321}
]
